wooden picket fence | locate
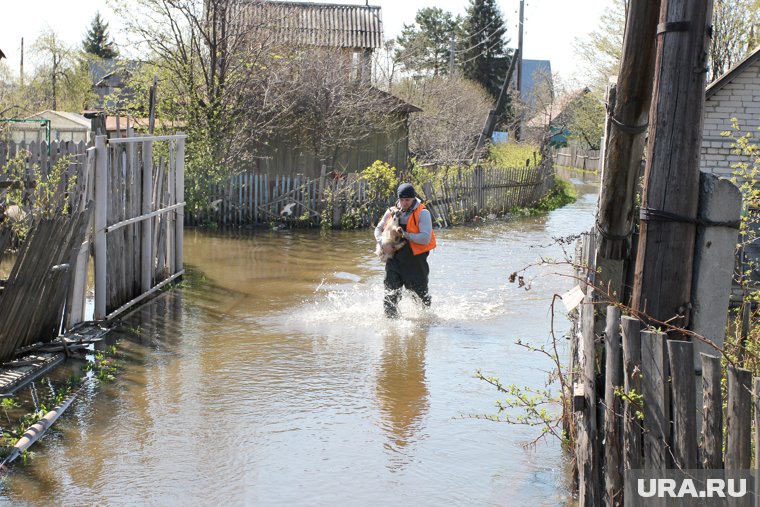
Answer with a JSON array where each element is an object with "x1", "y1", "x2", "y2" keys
[
  {"x1": 571, "y1": 232, "x2": 758, "y2": 506},
  {"x1": 190, "y1": 157, "x2": 555, "y2": 228},
  {"x1": 554, "y1": 147, "x2": 601, "y2": 171}
]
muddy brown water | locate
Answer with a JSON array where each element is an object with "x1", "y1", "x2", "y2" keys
[{"x1": 0, "y1": 177, "x2": 597, "y2": 506}]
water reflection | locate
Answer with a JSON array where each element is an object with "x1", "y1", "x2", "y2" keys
[
  {"x1": 376, "y1": 327, "x2": 429, "y2": 470},
  {"x1": 0, "y1": 181, "x2": 599, "y2": 505}
]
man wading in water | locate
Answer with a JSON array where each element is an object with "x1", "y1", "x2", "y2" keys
[{"x1": 374, "y1": 183, "x2": 437, "y2": 318}]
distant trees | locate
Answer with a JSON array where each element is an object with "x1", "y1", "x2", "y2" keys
[
  {"x1": 575, "y1": 0, "x2": 759, "y2": 87},
  {"x1": 272, "y1": 49, "x2": 404, "y2": 166},
  {"x1": 461, "y1": 0, "x2": 511, "y2": 101},
  {"x1": 394, "y1": 8, "x2": 463, "y2": 77},
  {"x1": 709, "y1": 0, "x2": 759, "y2": 82},
  {"x1": 82, "y1": 12, "x2": 119, "y2": 59},
  {"x1": 30, "y1": 30, "x2": 93, "y2": 111},
  {"x1": 561, "y1": 91, "x2": 605, "y2": 150}
]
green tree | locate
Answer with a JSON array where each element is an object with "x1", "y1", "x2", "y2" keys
[
  {"x1": 31, "y1": 30, "x2": 93, "y2": 111},
  {"x1": 394, "y1": 8, "x2": 463, "y2": 77},
  {"x1": 709, "y1": 0, "x2": 759, "y2": 82},
  {"x1": 82, "y1": 12, "x2": 119, "y2": 59},
  {"x1": 392, "y1": 75, "x2": 491, "y2": 164},
  {"x1": 112, "y1": 0, "x2": 273, "y2": 212},
  {"x1": 572, "y1": 0, "x2": 626, "y2": 91},
  {"x1": 561, "y1": 89, "x2": 605, "y2": 150},
  {"x1": 460, "y1": 0, "x2": 511, "y2": 101}
]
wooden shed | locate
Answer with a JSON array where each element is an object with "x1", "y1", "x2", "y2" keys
[
  {"x1": 5, "y1": 110, "x2": 90, "y2": 144},
  {"x1": 241, "y1": 0, "x2": 420, "y2": 177}
]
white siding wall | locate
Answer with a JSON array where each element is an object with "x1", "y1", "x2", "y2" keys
[{"x1": 700, "y1": 58, "x2": 760, "y2": 179}]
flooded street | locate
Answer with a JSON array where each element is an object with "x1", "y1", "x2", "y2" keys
[{"x1": 1, "y1": 176, "x2": 597, "y2": 506}]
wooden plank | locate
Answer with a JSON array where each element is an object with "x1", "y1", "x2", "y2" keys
[
  {"x1": 604, "y1": 306, "x2": 623, "y2": 506},
  {"x1": 725, "y1": 366, "x2": 752, "y2": 469},
  {"x1": 175, "y1": 136, "x2": 184, "y2": 272},
  {"x1": 701, "y1": 353, "x2": 722, "y2": 468},
  {"x1": 641, "y1": 329, "x2": 671, "y2": 470},
  {"x1": 666, "y1": 339, "x2": 697, "y2": 469},
  {"x1": 141, "y1": 139, "x2": 154, "y2": 292},
  {"x1": 577, "y1": 285, "x2": 600, "y2": 507},
  {"x1": 621, "y1": 316, "x2": 642, "y2": 471},
  {"x1": 94, "y1": 136, "x2": 107, "y2": 319}
]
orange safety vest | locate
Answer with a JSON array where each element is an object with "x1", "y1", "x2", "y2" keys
[{"x1": 406, "y1": 203, "x2": 437, "y2": 255}]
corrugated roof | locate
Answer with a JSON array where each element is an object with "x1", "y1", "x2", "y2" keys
[{"x1": 243, "y1": 0, "x2": 384, "y2": 49}]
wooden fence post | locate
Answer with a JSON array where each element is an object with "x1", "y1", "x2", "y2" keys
[
  {"x1": 641, "y1": 330, "x2": 671, "y2": 470},
  {"x1": 621, "y1": 316, "x2": 642, "y2": 470},
  {"x1": 701, "y1": 353, "x2": 723, "y2": 469},
  {"x1": 604, "y1": 306, "x2": 624, "y2": 506},
  {"x1": 66, "y1": 146, "x2": 95, "y2": 327},
  {"x1": 94, "y1": 135, "x2": 107, "y2": 320},
  {"x1": 175, "y1": 135, "x2": 185, "y2": 273},
  {"x1": 725, "y1": 366, "x2": 752, "y2": 470},
  {"x1": 141, "y1": 137, "x2": 154, "y2": 292},
  {"x1": 666, "y1": 340, "x2": 697, "y2": 469}
]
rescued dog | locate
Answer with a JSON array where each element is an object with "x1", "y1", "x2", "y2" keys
[{"x1": 375, "y1": 209, "x2": 406, "y2": 262}]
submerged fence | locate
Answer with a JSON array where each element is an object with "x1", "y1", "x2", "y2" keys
[
  {"x1": 553, "y1": 147, "x2": 601, "y2": 172},
  {"x1": 189, "y1": 158, "x2": 555, "y2": 228}
]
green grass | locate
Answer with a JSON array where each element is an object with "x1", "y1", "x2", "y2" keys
[
  {"x1": 510, "y1": 177, "x2": 577, "y2": 216},
  {"x1": 488, "y1": 143, "x2": 542, "y2": 168}
]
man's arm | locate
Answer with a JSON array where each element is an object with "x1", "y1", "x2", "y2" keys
[{"x1": 403, "y1": 209, "x2": 432, "y2": 244}]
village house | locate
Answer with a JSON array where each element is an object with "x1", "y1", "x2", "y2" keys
[
  {"x1": 700, "y1": 45, "x2": 760, "y2": 179},
  {"x1": 242, "y1": 0, "x2": 420, "y2": 178}
]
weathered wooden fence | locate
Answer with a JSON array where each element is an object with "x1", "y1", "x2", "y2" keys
[
  {"x1": 190, "y1": 157, "x2": 555, "y2": 228},
  {"x1": 571, "y1": 231, "x2": 757, "y2": 506},
  {"x1": 93, "y1": 133, "x2": 185, "y2": 320},
  {"x1": 423, "y1": 161, "x2": 554, "y2": 227},
  {"x1": 0, "y1": 136, "x2": 185, "y2": 362},
  {"x1": 0, "y1": 141, "x2": 91, "y2": 363},
  {"x1": 553, "y1": 147, "x2": 601, "y2": 172}
]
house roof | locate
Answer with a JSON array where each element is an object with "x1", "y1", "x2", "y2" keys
[
  {"x1": 243, "y1": 0, "x2": 384, "y2": 49},
  {"x1": 374, "y1": 88, "x2": 421, "y2": 114},
  {"x1": 525, "y1": 88, "x2": 589, "y2": 129},
  {"x1": 706, "y1": 45, "x2": 760, "y2": 99},
  {"x1": 24, "y1": 110, "x2": 90, "y2": 129}
]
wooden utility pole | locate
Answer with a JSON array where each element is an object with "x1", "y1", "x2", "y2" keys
[
  {"x1": 593, "y1": 0, "x2": 661, "y2": 301},
  {"x1": 20, "y1": 38, "x2": 24, "y2": 86},
  {"x1": 514, "y1": 0, "x2": 524, "y2": 141},
  {"x1": 596, "y1": 0, "x2": 660, "y2": 260},
  {"x1": 631, "y1": 0, "x2": 714, "y2": 327}
]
